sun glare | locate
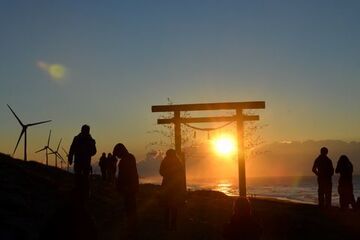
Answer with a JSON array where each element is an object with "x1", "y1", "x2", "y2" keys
[{"x1": 213, "y1": 135, "x2": 236, "y2": 156}]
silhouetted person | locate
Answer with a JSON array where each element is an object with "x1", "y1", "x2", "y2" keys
[
  {"x1": 39, "y1": 189, "x2": 98, "y2": 240},
  {"x1": 335, "y1": 155, "x2": 356, "y2": 209},
  {"x1": 99, "y1": 152, "x2": 107, "y2": 180},
  {"x1": 223, "y1": 197, "x2": 261, "y2": 240},
  {"x1": 113, "y1": 143, "x2": 139, "y2": 237},
  {"x1": 312, "y1": 147, "x2": 334, "y2": 208},
  {"x1": 107, "y1": 153, "x2": 117, "y2": 183},
  {"x1": 68, "y1": 125, "x2": 97, "y2": 201},
  {"x1": 159, "y1": 149, "x2": 185, "y2": 230}
]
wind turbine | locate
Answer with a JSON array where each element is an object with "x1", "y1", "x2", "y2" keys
[
  {"x1": 49, "y1": 138, "x2": 64, "y2": 168},
  {"x1": 62, "y1": 147, "x2": 70, "y2": 171},
  {"x1": 58, "y1": 149, "x2": 67, "y2": 170},
  {"x1": 35, "y1": 130, "x2": 52, "y2": 165},
  {"x1": 7, "y1": 104, "x2": 52, "y2": 161}
]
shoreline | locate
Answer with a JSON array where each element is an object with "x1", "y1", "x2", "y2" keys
[
  {"x1": 140, "y1": 175, "x2": 358, "y2": 207},
  {"x1": 141, "y1": 178, "x2": 320, "y2": 206}
]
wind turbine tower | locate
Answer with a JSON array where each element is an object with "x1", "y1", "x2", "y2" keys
[
  {"x1": 62, "y1": 147, "x2": 70, "y2": 171},
  {"x1": 35, "y1": 130, "x2": 52, "y2": 165},
  {"x1": 7, "y1": 104, "x2": 52, "y2": 161},
  {"x1": 49, "y1": 138, "x2": 64, "y2": 168}
]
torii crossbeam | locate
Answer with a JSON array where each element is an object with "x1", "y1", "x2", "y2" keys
[{"x1": 152, "y1": 101, "x2": 265, "y2": 196}]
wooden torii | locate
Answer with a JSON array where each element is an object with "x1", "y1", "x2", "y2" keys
[{"x1": 152, "y1": 101, "x2": 265, "y2": 196}]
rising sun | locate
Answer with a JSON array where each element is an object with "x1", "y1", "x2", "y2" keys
[{"x1": 213, "y1": 135, "x2": 236, "y2": 156}]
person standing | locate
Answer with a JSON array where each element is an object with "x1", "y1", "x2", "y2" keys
[
  {"x1": 106, "y1": 153, "x2": 117, "y2": 183},
  {"x1": 113, "y1": 143, "x2": 139, "y2": 236},
  {"x1": 99, "y1": 152, "x2": 107, "y2": 181},
  {"x1": 68, "y1": 125, "x2": 97, "y2": 201},
  {"x1": 335, "y1": 155, "x2": 356, "y2": 209},
  {"x1": 312, "y1": 147, "x2": 334, "y2": 209},
  {"x1": 159, "y1": 149, "x2": 185, "y2": 230},
  {"x1": 109, "y1": 153, "x2": 118, "y2": 183}
]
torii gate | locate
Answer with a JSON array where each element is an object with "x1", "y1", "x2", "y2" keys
[{"x1": 152, "y1": 101, "x2": 265, "y2": 196}]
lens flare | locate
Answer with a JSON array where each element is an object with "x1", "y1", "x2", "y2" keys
[
  {"x1": 49, "y1": 64, "x2": 66, "y2": 79},
  {"x1": 37, "y1": 61, "x2": 67, "y2": 81}
]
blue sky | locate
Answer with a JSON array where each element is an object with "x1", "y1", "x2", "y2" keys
[{"x1": 1, "y1": 0, "x2": 360, "y2": 162}]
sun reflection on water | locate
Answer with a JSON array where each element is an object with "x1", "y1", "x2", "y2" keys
[{"x1": 214, "y1": 182, "x2": 235, "y2": 196}]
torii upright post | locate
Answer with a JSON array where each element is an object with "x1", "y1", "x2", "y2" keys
[
  {"x1": 152, "y1": 101, "x2": 265, "y2": 196},
  {"x1": 174, "y1": 110, "x2": 186, "y2": 189},
  {"x1": 174, "y1": 111, "x2": 181, "y2": 157},
  {"x1": 236, "y1": 109, "x2": 246, "y2": 196}
]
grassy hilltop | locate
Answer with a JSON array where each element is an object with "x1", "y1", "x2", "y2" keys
[{"x1": 0, "y1": 153, "x2": 360, "y2": 240}]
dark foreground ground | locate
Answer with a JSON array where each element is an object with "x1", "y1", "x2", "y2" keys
[{"x1": 1, "y1": 153, "x2": 360, "y2": 240}]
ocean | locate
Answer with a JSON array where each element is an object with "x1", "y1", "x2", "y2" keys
[{"x1": 141, "y1": 175, "x2": 360, "y2": 206}]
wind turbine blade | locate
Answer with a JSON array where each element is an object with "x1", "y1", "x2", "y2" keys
[
  {"x1": 35, "y1": 147, "x2": 46, "y2": 153},
  {"x1": 48, "y1": 147, "x2": 56, "y2": 154},
  {"x1": 13, "y1": 129, "x2": 25, "y2": 156},
  {"x1": 56, "y1": 138, "x2": 62, "y2": 152},
  {"x1": 62, "y1": 147, "x2": 69, "y2": 156},
  {"x1": 27, "y1": 120, "x2": 52, "y2": 127},
  {"x1": 7, "y1": 104, "x2": 24, "y2": 126},
  {"x1": 57, "y1": 152, "x2": 65, "y2": 162},
  {"x1": 60, "y1": 158, "x2": 66, "y2": 164},
  {"x1": 47, "y1": 130, "x2": 52, "y2": 146}
]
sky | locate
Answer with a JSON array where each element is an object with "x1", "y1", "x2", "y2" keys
[{"x1": 1, "y1": 0, "x2": 360, "y2": 164}]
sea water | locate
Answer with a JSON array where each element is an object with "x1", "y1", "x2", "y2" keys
[{"x1": 142, "y1": 176, "x2": 360, "y2": 206}]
